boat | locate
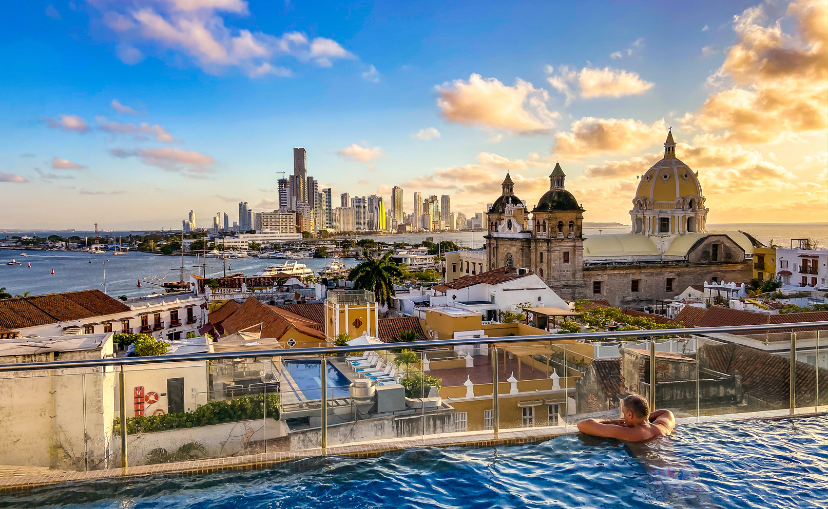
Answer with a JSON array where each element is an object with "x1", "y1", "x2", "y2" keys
[
  {"x1": 319, "y1": 258, "x2": 348, "y2": 278},
  {"x1": 257, "y1": 261, "x2": 314, "y2": 278},
  {"x1": 19, "y1": 253, "x2": 28, "y2": 257},
  {"x1": 6, "y1": 259, "x2": 21, "y2": 266},
  {"x1": 27, "y1": 262, "x2": 31, "y2": 268}
]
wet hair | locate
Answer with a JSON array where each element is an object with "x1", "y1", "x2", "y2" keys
[{"x1": 622, "y1": 394, "x2": 649, "y2": 419}]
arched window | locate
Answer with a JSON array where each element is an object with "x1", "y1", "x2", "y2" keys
[
  {"x1": 557, "y1": 221, "x2": 564, "y2": 232},
  {"x1": 507, "y1": 219, "x2": 513, "y2": 230},
  {"x1": 540, "y1": 252, "x2": 544, "y2": 263},
  {"x1": 568, "y1": 220, "x2": 574, "y2": 232},
  {"x1": 539, "y1": 267, "x2": 544, "y2": 277},
  {"x1": 536, "y1": 222, "x2": 540, "y2": 232},
  {"x1": 506, "y1": 254, "x2": 514, "y2": 268},
  {"x1": 542, "y1": 221, "x2": 547, "y2": 232}
]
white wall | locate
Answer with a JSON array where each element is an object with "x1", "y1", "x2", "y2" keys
[{"x1": 123, "y1": 361, "x2": 209, "y2": 418}]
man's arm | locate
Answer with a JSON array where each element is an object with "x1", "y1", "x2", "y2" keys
[
  {"x1": 649, "y1": 409, "x2": 676, "y2": 434},
  {"x1": 577, "y1": 419, "x2": 647, "y2": 441},
  {"x1": 599, "y1": 419, "x2": 629, "y2": 426}
]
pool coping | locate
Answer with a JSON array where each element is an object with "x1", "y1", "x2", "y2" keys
[{"x1": 0, "y1": 407, "x2": 824, "y2": 493}]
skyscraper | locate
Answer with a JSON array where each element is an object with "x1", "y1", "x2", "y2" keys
[
  {"x1": 223, "y1": 212, "x2": 229, "y2": 231},
  {"x1": 293, "y1": 148, "x2": 308, "y2": 204},
  {"x1": 322, "y1": 188, "x2": 332, "y2": 229},
  {"x1": 341, "y1": 193, "x2": 350, "y2": 208},
  {"x1": 306, "y1": 176, "x2": 319, "y2": 209},
  {"x1": 352, "y1": 196, "x2": 367, "y2": 230},
  {"x1": 441, "y1": 195, "x2": 451, "y2": 227},
  {"x1": 392, "y1": 186, "x2": 404, "y2": 224},
  {"x1": 413, "y1": 192, "x2": 422, "y2": 230},
  {"x1": 278, "y1": 178, "x2": 290, "y2": 210},
  {"x1": 188, "y1": 210, "x2": 196, "y2": 230},
  {"x1": 238, "y1": 202, "x2": 250, "y2": 230}
]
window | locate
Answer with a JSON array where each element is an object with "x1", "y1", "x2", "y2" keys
[
  {"x1": 187, "y1": 307, "x2": 195, "y2": 323},
  {"x1": 121, "y1": 319, "x2": 130, "y2": 332},
  {"x1": 568, "y1": 220, "x2": 575, "y2": 233},
  {"x1": 548, "y1": 404, "x2": 561, "y2": 426},
  {"x1": 455, "y1": 412, "x2": 468, "y2": 432},
  {"x1": 522, "y1": 406, "x2": 535, "y2": 427},
  {"x1": 484, "y1": 409, "x2": 494, "y2": 430},
  {"x1": 563, "y1": 252, "x2": 570, "y2": 264},
  {"x1": 141, "y1": 315, "x2": 149, "y2": 327},
  {"x1": 539, "y1": 268, "x2": 544, "y2": 277},
  {"x1": 103, "y1": 322, "x2": 112, "y2": 333},
  {"x1": 666, "y1": 278, "x2": 675, "y2": 292},
  {"x1": 593, "y1": 281, "x2": 602, "y2": 294},
  {"x1": 659, "y1": 217, "x2": 670, "y2": 233},
  {"x1": 452, "y1": 263, "x2": 457, "y2": 273},
  {"x1": 170, "y1": 309, "x2": 179, "y2": 325},
  {"x1": 466, "y1": 261, "x2": 469, "y2": 273},
  {"x1": 506, "y1": 254, "x2": 513, "y2": 268},
  {"x1": 539, "y1": 252, "x2": 544, "y2": 263},
  {"x1": 83, "y1": 324, "x2": 94, "y2": 334},
  {"x1": 631, "y1": 279, "x2": 640, "y2": 292},
  {"x1": 711, "y1": 244, "x2": 720, "y2": 262},
  {"x1": 153, "y1": 313, "x2": 162, "y2": 329},
  {"x1": 557, "y1": 221, "x2": 564, "y2": 232}
]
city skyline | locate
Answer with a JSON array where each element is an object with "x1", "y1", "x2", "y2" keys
[{"x1": 0, "y1": 0, "x2": 825, "y2": 229}]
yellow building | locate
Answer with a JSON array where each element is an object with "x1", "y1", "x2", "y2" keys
[
  {"x1": 444, "y1": 250, "x2": 488, "y2": 283},
  {"x1": 324, "y1": 289, "x2": 381, "y2": 340},
  {"x1": 752, "y1": 246, "x2": 776, "y2": 281}
]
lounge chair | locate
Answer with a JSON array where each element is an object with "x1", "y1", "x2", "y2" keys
[
  {"x1": 346, "y1": 352, "x2": 370, "y2": 362},
  {"x1": 350, "y1": 353, "x2": 378, "y2": 368},
  {"x1": 362, "y1": 362, "x2": 394, "y2": 379},
  {"x1": 356, "y1": 359, "x2": 388, "y2": 374},
  {"x1": 370, "y1": 365, "x2": 397, "y2": 381}
]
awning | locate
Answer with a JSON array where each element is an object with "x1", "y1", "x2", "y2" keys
[
  {"x1": 778, "y1": 270, "x2": 792, "y2": 276},
  {"x1": 517, "y1": 400, "x2": 544, "y2": 408},
  {"x1": 347, "y1": 334, "x2": 384, "y2": 346},
  {"x1": 525, "y1": 307, "x2": 580, "y2": 317}
]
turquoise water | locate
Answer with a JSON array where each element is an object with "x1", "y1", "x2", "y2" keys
[
  {"x1": 283, "y1": 360, "x2": 351, "y2": 400},
  {"x1": 1, "y1": 416, "x2": 824, "y2": 508}
]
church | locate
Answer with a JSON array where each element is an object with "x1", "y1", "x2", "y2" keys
[{"x1": 485, "y1": 131, "x2": 755, "y2": 308}]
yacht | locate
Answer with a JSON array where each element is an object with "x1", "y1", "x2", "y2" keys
[
  {"x1": 6, "y1": 259, "x2": 21, "y2": 266},
  {"x1": 257, "y1": 261, "x2": 314, "y2": 278},
  {"x1": 319, "y1": 258, "x2": 349, "y2": 278}
]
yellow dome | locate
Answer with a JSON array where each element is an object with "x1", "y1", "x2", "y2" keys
[{"x1": 634, "y1": 132, "x2": 703, "y2": 204}]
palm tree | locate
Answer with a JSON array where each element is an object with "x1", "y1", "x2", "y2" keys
[
  {"x1": 347, "y1": 249, "x2": 402, "y2": 307},
  {"x1": 0, "y1": 287, "x2": 11, "y2": 299}
]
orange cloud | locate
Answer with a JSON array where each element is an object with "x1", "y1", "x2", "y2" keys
[{"x1": 552, "y1": 117, "x2": 666, "y2": 159}]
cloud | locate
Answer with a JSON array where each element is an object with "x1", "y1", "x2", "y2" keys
[
  {"x1": 111, "y1": 99, "x2": 141, "y2": 115},
  {"x1": 552, "y1": 117, "x2": 666, "y2": 158},
  {"x1": 361, "y1": 64, "x2": 380, "y2": 82},
  {"x1": 584, "y1": 154, "x2": 661, "y2": 179},
  {"x1": 96, "y1": 116, "x2": 176, "y2": 142},
  {"x1": 476, "y1": 152, "x2": 552, "y2": 170},
  {"x1": 34, "y1": 168, "x2": 74, "y2": 180},
  {"x1": 702, "y1": 25, "x2": 710, "y2": 31},
  {"x1": 79, "y1": 189, "x2": 126, "y2": 195},
  {"x1": 213, "y1": 194, "x2": 241, "y2": 202},
  {"x1": 337, "y1": 143, "x2": 383, "y2": 163},
  {"x1": 701, "y1": 46, "x2": 717, "y2": 57},
  {"x1": 684, "y1": 0, "x2": 827, "y2": 144},
  {"x1": 0, "y1": 172, "x2": 28, "y2": 183},
  {"x1": 413, "y1": 127, "x2": 441, "y2": 141},
  {"x1": 51, "y1": 157, "x2": 87, "y2": 170},
  {"x1": 547, "y1": 66, "x2": 654, "y2": 102},
  {"x1": 93, "y1": 2, "x2": 355, "y2": 77},
  {"x1": 610, "y1": 38, "x2": 644, "y2": 59},
  {"x1": 45, "y1": 5, "x2": 61, "y2": 19},
  {"x1": 110, "y1": 147, "x2": 214, "y2": 175},
  {"x1": 46, "y1": 114, "x2": 89, "y2": 132},
  {"x1": 256, "y1": 198, "x2": 280, "y2": 209},
  {"x1": 436, "y1": 74, "x2": 559, "y2": 134}
]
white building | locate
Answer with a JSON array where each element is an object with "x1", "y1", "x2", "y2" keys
[
  {"x1": 334, "y1": 206, "x2": 357, "y2": 232},
  {"x1": 391, "y1": 247, "x2": 435, "y2": 271},
  {"x1": 214, "y1": 232, "x2": 302, "y2": 249},
  {"x1": 260, "y1": 210, "x2": 297, "y2": 233},
  {"x1": 776, "y1": 246, "x2": 827, "y2": 290}
]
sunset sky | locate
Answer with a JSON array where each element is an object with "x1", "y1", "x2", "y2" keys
[{"x1": 1, "y1": 0, "x2": 825, "y2": 230}]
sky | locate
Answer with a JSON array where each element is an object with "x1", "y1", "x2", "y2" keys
[{"x1": 0, "y1": 0, "x2": 825, "y2": 230}]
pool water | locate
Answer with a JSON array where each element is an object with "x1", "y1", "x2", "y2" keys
[
  {"x1": 283, "y1": 360, "x2": 351, "y2": 400},
  {"x1": 2, "y1": 416, "x2": 825, "y2": 508}
]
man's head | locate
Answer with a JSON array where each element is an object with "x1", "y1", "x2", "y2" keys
[{"x1": 620, "y1": 394, "x2": 649, "y2": 425}]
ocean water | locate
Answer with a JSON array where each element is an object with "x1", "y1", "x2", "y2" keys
[{"x1": 0, "y1": 416, "x2": 824, "y2": 508}]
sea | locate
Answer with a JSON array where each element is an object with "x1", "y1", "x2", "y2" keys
[{"x1": 0, "y1": 223, "x2": 824, "y2": 298}]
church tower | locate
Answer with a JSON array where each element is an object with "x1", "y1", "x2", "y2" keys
[{"x1": 485, "y1": 172, "x2": 531, "y2": 270}]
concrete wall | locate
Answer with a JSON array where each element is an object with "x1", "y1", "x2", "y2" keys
[
  {"x1": 123, "y1": 361, "x2": 209, "y2": 418},
  {"x1": 111, "y1": 419, "x2": 288, "y2": 467}
]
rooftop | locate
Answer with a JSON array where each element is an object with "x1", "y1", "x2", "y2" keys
[
  {"x1": 434, "y1": 266, "x2": 532, "y2": 292},
  {"x1": 0, "y1": 290, "x2": 131, "y2": 330},
  {"x1": 0, "y1": 333, "x2": 111, "y2": 357}
]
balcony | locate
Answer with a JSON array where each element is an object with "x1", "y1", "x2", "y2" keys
[
  {"x1": 186, "y1": 317, "x2": 197, "y2": 325},
  {"x1": 800, "y1": 267, "x2": 819, "y2": 275},
  {"x1": 169, "y1": 320, "x2": 182, "y2": 328},
  {"x1": 139, "y1": 325, "x2": 152, "y2": 333},
  {"x1": 153, "y1": 323, "x2": 164, "y2": 331}
]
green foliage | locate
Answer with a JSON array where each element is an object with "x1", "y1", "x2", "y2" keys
[
  {"x1": 557, "y1": 321, "x2": 581, "y2": 334},
  {"x1": 400, "y1": 372, "x2": 442, "y2": 399},
  {"x1": 341, "y1": 239, "x2": 356, "y2": 250},
  {"x1": 302, "y1": 231, "x2": 313, "y2": 239},
  {"x1": 0, "y1": 287, "x2": 11, "y2": 299},
  {"x1": 113, "y1": 333, "x2": 152, "y2": 346},
  {"x1": 114, "y1": 394, "x2": 280, "y2": 435},
  {"x1": 748, "y1": 278, "x2": 762, "y2": 292},
  {"x1": 248, "y1": 242, "x2": 262, "y2": 251},
  {"x1": 394, "y1": 349, "x2": 419, "y2": 367},
  {"x1": 421, "y1": 240, "x2": 460, "y2": 255},
  {"x1": 160, "y1": 242, "x2": 181, "y2": 255},
  {"x1": 133, "y1": 335, "x2": 169, "y2": 357},
  {"x1": 348, "y1": 249, "x2": 403, "y2": 307},
  {"x1": 205, "y1": 278, "x2": 221, "y2": 289},
  {"x1": 398, "y1": 329, "x2": 417, "y2": 342},
  {"x1": 188, "y1": 239, "x2": 207, "y2": 252},
  {"x1": 356, "y1": 238, "x2": 377, "y2": 248},
  {"x1": 761, "y1": 279, "x2": 782, "y2": 293},
  {"x1": 401, "y1": 268, "x2": 440, "y2": 282},
  {"x1": 334, "y1": 333, "x2": 351, "y2": 347},
  {"x1": 576, "y1": 306, "x2": 681, "y2": 335},
  {"x1": 314, "y1": 246, "x2": 328, "y2": 258},
  {"x1": 500, "y1": 310, "x2": 526, "y2": 323}
]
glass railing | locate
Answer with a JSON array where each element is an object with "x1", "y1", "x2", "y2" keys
[{"x1": 0, "y1": 321, "x2": 825, "y2": 481}]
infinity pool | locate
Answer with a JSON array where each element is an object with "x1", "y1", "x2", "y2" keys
[
  {"x1": 2, "y1": 416, "x2": 825, "y2": 508},
  {"x1": 283, "y1": 359, "x2": 351, "y2": 400}
]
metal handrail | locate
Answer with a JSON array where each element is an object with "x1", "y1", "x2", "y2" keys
[{"x1": 0, "y1": 321, "x2": 825, "y2": 372}]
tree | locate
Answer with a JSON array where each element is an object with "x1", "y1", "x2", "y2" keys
[
  {"x1": 356, "y1": 238, "x2": 376, "y2": 249},
  {"x1": 341, "y1": 239, "x2": 356, "y2": 250},
  {"x1": 133, "y1": 335, "x2": 169, "y2": 357},
  {"x1": 334, "y1": 333, "x2": 351, "y2": 347},
  {"x1": 398, "y1": 329, "x2": 417, "y2": 342},
  {"x1": 160, "y1": 242, "x2": 181, "y2": 255},
  {"x1": 14, "y1": 290, "x2": 30, "y2": 298},
  {"x1": 394, "y1": 349, "x2": 419, "y2": 373},
  {"x1": 0, "y1": 287, "x2": 12, "y2": 299},
  {"x1": 302, "y1": 231, "x2": 313, "y2": 239},
  {"x1": 347, "y1": 249, "x2": 403, "y2": 307},
  {"x1": 248, "y1": 242, "x2": 262, "y2": 251},
  {"x1": 314, "y1": 246, "x2": 329, "y2": 258}
]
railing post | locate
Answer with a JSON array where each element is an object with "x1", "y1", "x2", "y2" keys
[
  {"x1": 492, "y1": 346, "x2": 499, "y2": 439},
  {"x1": 321, "y1": 355, "x2": 328, "y2": 453},
  {"x1": 649, "y1": 338, "x2": 656, "y2": 411},
  {"x1": 816, "y1": 331, "x2": 820, "y2": 414},
  {"x1": 118, "y1": 365, "x2": 128, "y2": 468},
  {"x1": 790, "y1": 333, "x2": 796, "y2": 415},
  {"x1": 695, "y1": 351, "x2": 700, "y2": 423}
]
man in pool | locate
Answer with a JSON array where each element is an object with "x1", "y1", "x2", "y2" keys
[{"x1": 577, "y1": 394, "x2": 675, "y2": 442}]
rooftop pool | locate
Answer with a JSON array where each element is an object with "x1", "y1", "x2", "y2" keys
[
  {"x1": 2, "y1": 415, "x2": 825, "y2": 508},
  {"x1": 282, "y1": 359, "x2": 351, "y2": 400}
]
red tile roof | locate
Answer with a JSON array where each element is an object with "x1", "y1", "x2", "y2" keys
[
  {"x1": 377, "y1": 316, "x2": 427, "y2": 343},
  {"x1": 207, "y1": 300, "x2": 241, "y2": 324},
  {"x1": 434, "y1": 267, "x2": 532, "y2": 292},
  {"x1": 672, "y1": 307, "x2": 827, "y2": 333},
  {"x1": 0, "y1": 290, "x2": 131, "y2": 329},
  {"x1": 218, "y1": 298, "x2": 325, "y2": 341},
  {"x1": 701, "y1": 343, "x2": 827, "y2": 405},
  {"x1": 592, "y1": 359, "x2": 621, "y2": 399},
  {"x1": 275, "y1": 303, "x2": 324, "y2": 325},
  {"x1": 672, "y1": 306, "x2": 708, "y2": 328},
  {"x1": 577, "y1": 299, "x2": 611, "y2": 311},
  {"x1": 620, "y1": 308, "x2": 672, "y2": 324}
]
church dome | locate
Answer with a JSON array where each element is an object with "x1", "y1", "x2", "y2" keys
[
  {"x1": 634, "y1": 130, "x2": 703, "y2": 204},
  {"x1": 488, "y1": 194, "x2": 524, "y2": 213},
  {"x1": 532, "y1": 163, "x2": 584, "y2": 212}
]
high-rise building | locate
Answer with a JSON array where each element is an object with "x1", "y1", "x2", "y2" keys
[
  {"x1": 293, "y1": 148, "x2": 308, "y2": 204},
  {"x1": 307, "y1": 176, "x2": 319, "y2": 207},
  {"x1": 392, "y1": 186, "x2": 404, "y2": 224},
  {"x1": 213, "y1": 213, "x2": 221, "y2": 233},
  {"x1": 278, "y1": 178, "x2": 290, "y2": 210},
  {"x1": 322, "y1": 188, "x2": 332, "y2": 229},
  {"x1": 295, "y1": 202, "x2": 312, "y2": 232},
  {"x1": 367, "y1": 195, "x2": 382, "y2": 230},
  {"x1": 246, "y1": 209, "x2": 253, "y2": 232},
  {"x1": 260, "y1": 210, "x2": 296, "y2": 233},
  {"x1": 188, "y1": 210, "x2": 196, "y2": 230},
  {"x1": 456, "y1": 212, "x2": 467, "y2": 231},
  {"x1": 223, "y1": 213, "x2": 229, "y2": 231},
  {"x1": 377, "y1": 199, "x2": 387, "y2": 231},
  {"x1": 238, "y1": 202, "x2": 250, "y2": 231},
  {"x1": 413, "y1": 192, "x2": 422, "y2": 230},
  {"x1": 352, "y1": 196, "x2": 367, "y2": 230},
  {"x1": 441, "y1": 195, "x2": 451, "y2": 227},
  {"x1": 253, "y1": 212, "x2": 262, "y2": 231},
  {"x1": 332, "y1": 207, "x2": 356, "y2": 232},
  {"x1": 341, "y1": 193, "x2": 350, "y2": 208},
  {"x1": 182, "y1": 219, "x2": 189, "y2": 233}
]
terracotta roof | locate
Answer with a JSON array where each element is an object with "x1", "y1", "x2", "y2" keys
[
  {"x1": 620, "y1": 308, "x2": 672, "y2": 324},
  {"x1": 767, "y1": 312, "x2": 828, "y2": 332},
  {"x1": 701, "y1": 343, "x2": 827, "y2": 405},
  {"x1": 270, "y1": 306, "x2": 325, "y2": 338},
  {"x1": 0, "y1": 290, "x2": 131, "y2": 329},
  {"x1": 377, "y1": 316, "x2": 427, "y2": 343},
  {"x1": 672, "y1": 306, "x2": 708, "y2": 328},
  {"x1": 434, "y1": 267, "x2": 532, "y2": 292},
  {"x1": 689, "y1": 284, "x2": 704, "y2": 292},
  {"x1": 624, "y1": 348, "x2": 694, "y2": 360},
  {"x1": 207, "y1": 300, "x2": 241, "y2": 324},
  {"x1": 219, "y1": 298, "x2": 325, "y2": 341},
  {"x1": 275, "y1": 303, "x2": 324, "y2": 325},
  {"x1": 695, "y1": 307, "x2": 768, "y2": 328},
  {"x1": 592, "y1": 359, "x2": 621, "y2": 399},
  {"x1": 577, "y1": 299, "x2": 611, "y2": 311}
]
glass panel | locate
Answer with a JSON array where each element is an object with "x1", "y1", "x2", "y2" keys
[
  {"x1": 653, "y1": 333, "x2": 700, "y2": 421},
  {"x1": 562, "y1": 343, "x2": 598, "y2": 428},
  {"x1": 278, "y1": 353, "x2": 324, "y2": 451},
  {"x1": 794, "y1": 331, "x2": 826, "y2": 415},
  {"x1": 0, "y1": 370, "x2": 96, "y2": 472}
]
